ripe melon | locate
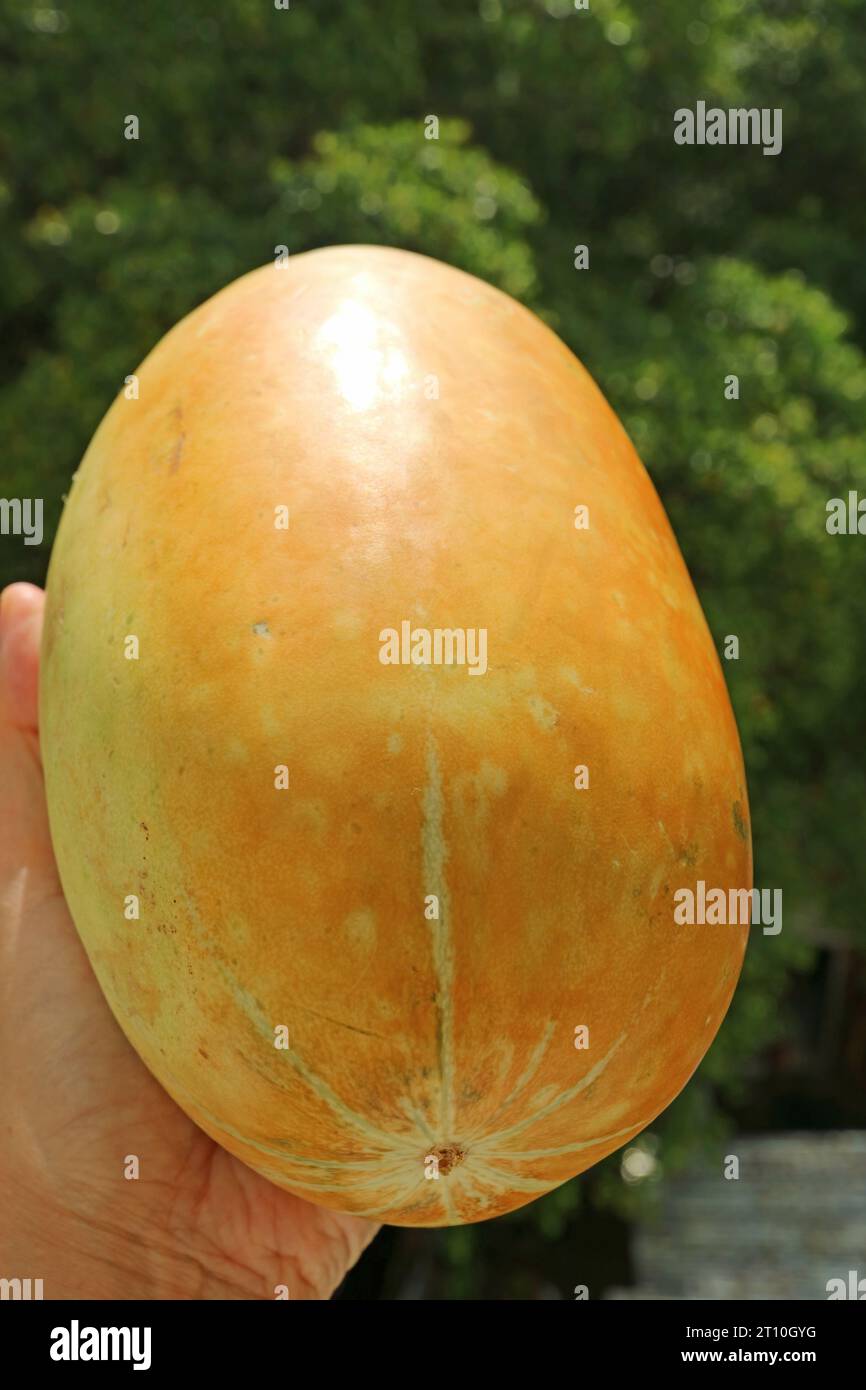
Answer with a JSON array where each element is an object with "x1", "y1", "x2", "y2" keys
[{"x1": 40, "y1": 245, "x2": 751, "y2": 1227}]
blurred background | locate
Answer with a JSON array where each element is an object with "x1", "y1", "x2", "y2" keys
[{"x1": 2, "y1": 0, "x2": 865, "y2": 1298}]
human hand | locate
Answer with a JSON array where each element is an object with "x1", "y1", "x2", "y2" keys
[{"x1": 0, "y1": 582, "x2": 379, "y2": 1300}]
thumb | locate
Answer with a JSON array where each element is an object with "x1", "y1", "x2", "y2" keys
[
  {"x1": 0, "y1": 583, "x2": 43, "y2": 734},
  {"x1": 0, "y1": 583, "x2": 62, "y2": 904}
]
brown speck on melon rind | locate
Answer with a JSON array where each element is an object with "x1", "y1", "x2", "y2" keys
[
  {"x1": 169, "y1": 432, "x2": 185, "y2": 473},
  {"x1": 732, "y1": 800, "x2": 749, "y2": 843}
]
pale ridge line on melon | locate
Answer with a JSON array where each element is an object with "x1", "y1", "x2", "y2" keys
[
  {"x1": 145, "y1": 1018, "x2": 423, "y2": 1161},
  {"x1": 240, "y1": 1165, "x2": 448, "y2": 1221},
  {"x1": 445, "y1": 1157, "x2": 535, "y2": 1220},
  {"x1": 217, "y1": 966, "x2": 423, "y2": 1152},
  {"x1": 400, "y1": 1099, "x2": 437, "y2": 1143},
  {"x1": 251, "y1": 1165, "x2": 422, "y2": 1199},
  {"x1": 472, "y1": 1031, "x2": 627, "y2": 1151},
  {"x1": 479, "y1": 1121, "x2": 646, "y2": 1161},
  {"x1": 445, "y1": 1162, "x2": 493, "y2": 1213},
  {"x1": 462, "y1": 1021, "x2": 557, "y2": 1143},
  {"x1": 421, "y1": 733, "x2": 456, "y2": 1140},
  {"x1": 238, "y1": 1039, "x2": 419, "y2": 1150},
  {"x1": 158, "y1": 1017, "x2": 498, "y2": 1223},
  {"x1": 232, "y1": 1045, "x2": 423, "y2": 1155},
  {"x1": 347, "y1": 1186, "x2": 447, "y2": 1221},
  {"x1": 166, "y1": 887, "x2": 419, "y2": 1151},
  {"x1": 245, "y1": 1160, "x2": 417, "y2": 1191},
  {"x1": 169, "y1": 1081, "x2": 431, "y2": 1194},
  {"x1": 302, "y1": 1163, "x2": 444, "y2": 1220},
  {"x1": 467, "y1": 1156, "x2": 554, "y2": 1195},
  {"x1": 438, "y1": 1170, "x2": 458, "y2": 1223}
]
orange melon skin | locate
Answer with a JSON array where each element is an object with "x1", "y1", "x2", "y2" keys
[{"x1": 40, "y1": 245, "x2": 750, "y2": 1227}]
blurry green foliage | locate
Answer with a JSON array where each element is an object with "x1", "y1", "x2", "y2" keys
[{"x1": 1, "y1": 0, "x2": 865, "y2": 1295}]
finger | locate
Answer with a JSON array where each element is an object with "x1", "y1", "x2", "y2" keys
[
  {"x1": 0, "y1": 584, "x2": 45, "y2": 737},
  {"x1": 0, "y1": 583, "x2": 61, "y2": 900}
]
